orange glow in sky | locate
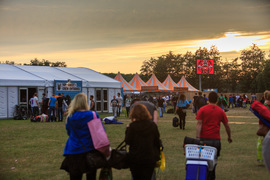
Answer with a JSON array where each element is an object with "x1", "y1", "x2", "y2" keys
[{"x1": 3, "y1": 31, "x2": 270, "y2": 73}]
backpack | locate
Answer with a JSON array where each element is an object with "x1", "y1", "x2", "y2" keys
[{"x1": 173, "y1": 117, "x2": 179, "y2": 127}]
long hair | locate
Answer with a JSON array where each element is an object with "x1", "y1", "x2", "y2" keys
[
  {"x1": 264, "y1": 90, "x2": 270, "y2": 101},
  {"x1": 67, "y1": 93, "x2": 89, "y2": 117},
  {"x1": 178, "y1": 94, "x2": 186, "y2": 103},
  {"x1": 130, "y1": 104, "x2": 152, "y2": 121}
]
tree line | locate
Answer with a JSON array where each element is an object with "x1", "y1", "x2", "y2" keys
[
  {"x1": 1, "y1": 58, "x2": 67, "y2": 67},
  {"x1": 106, "y1": 44, "x2": 270, "y2": 93},
  {"x1": 2, "y1": 44, "x2": 269, "y2": 93}
]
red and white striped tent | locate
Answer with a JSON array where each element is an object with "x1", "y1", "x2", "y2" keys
[
  {"x1": 162, "y1": 74, "x2": 178, "y2": 92},
  {"x1": 114, "y1": 72, "x2": 138, "y2": 92},
  {"x1": 129, "y1": 72, "x2": 148, "y2": 92},
  {"x1": 177, "y1": 76, "x2": 199, "y2": 92},
  {"x1": 146, "y1": 74, "x2": 170, "y2": 92}
]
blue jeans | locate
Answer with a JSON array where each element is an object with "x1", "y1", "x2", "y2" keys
[
  {"x1": 58, "y1": 107, "x2": 63, "y2": 121},
  {"x1": 158, "y1": 107, "x2": 163, "y2": 117},
  {"x1": 49, "y1": 106, "x2": 55, "y2": 122}
]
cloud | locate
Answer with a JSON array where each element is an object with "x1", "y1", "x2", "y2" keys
[{"x1": 0, "y1": 0, "x2": 269, "y2": 73}]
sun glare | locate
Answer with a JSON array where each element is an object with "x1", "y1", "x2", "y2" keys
[{"x1": 195, "y1": 32, "x2": 270, "y2": 52}]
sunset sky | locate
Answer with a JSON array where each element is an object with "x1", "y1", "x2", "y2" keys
[{"x1": 0, "y1": 0, "x2": 269, "y2": 73}]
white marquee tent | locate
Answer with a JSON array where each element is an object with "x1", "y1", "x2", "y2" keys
[{"x1": 0, "y1": 64, "x2": 121, "y2": 119}]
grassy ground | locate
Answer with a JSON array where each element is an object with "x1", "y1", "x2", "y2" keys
[{"x1": 0, "y1": 107, "x2": 270, "y2": 180}]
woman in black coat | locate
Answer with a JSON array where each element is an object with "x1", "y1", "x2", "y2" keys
[{"x1": 125, "y1": 104, "x2": 161, "y2": 180}]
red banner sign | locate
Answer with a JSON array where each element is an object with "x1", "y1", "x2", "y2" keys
[{"x1": 196, "y1": 59, "x2": 214, "y2": 74}]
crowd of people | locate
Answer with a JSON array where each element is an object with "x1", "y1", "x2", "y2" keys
[
  {"x1": 60, "y1": 93, "x2": 161, "y2": 180},
  {"x1": 28, "y1": 90, "x2": 269, "y2": 179},
  {"x1": 29, "y1": 93, "x2": 71, "y2": 122},
  {"x1": 59, "y1": 91, "x2": 234, "y2": 180}
]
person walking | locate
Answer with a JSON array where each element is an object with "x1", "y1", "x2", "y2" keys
[
  {"x1": 242, "y1": 94, "x2": 247, "y2": 108},
  {"x1": 57, "y1": 93, "x2": 65, "y2": 122},
  {"x1": 228, "y1": 94, "x2": 234, "y2": 108},
  {"x1": 251, "y1": 93, "x2": 257, "y2": 104},
  {"x1": 41, "y1": 93, "x2": 48, "y2": 115},
  {"x1": 110, "y1": 96, "x2": 118, "y2": 118},
  {"x1": 130, "y1": 98, "x2": 158, "y2": 124},
  {"x1": 175, "y1": 94, "x2": 190, "y2": 130},
  {"x1": 196, "y1": 91, "x2": 232, "y2": 180},
  {"x1": 125, "y1": 94, "x2": 132, "y2": 117},
  {"x1": 29, "y1": 93, "x2": 40, "y2": 118},
  {"x1": 194, "y1": 91, "x2": 206, "y2": 113},
  {"x1": 116, "y1": 93, "x2": 123, "y2": 117},
  {"x1": 89, "y1": 95, "x2": 95, "y2": 111},
  {"x1": 48, "y1": 94, "x2": 57, "y2": 122},
  {"x1": 193, "y1": 93, "x2": 198, "y2": 113},
  {"x1": 125, "y1": 104, "x2": 161, "y2": 180},
  {"x1": 157, "y1": 96, "x2": 165, "y2": 117},
  {"x1": 60, "y1": 93, "x2": 110, "y2": 180}
]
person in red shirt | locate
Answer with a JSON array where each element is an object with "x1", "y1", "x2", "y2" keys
[{"x1": 196, "y1": 91, "x2": 232, "y2": 180}]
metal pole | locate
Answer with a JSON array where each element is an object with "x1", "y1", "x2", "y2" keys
[{"x1": 199, "y1": 74, "x2": 201, "y2": 91}]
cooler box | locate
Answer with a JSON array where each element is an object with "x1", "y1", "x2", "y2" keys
[
  {"x1": 185, "y1": 144, "x2": 217, "y2": 171},
  {"x1": 186, "y1": 160, "x2": 208, "y2": 180}
]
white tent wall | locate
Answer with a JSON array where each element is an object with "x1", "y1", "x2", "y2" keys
[
  {"x1": 0, "y1": 87, "x2": 8, "y2": 119},
  {"x1": 82, "y1": 87, "x2": 88, "y2": 97},
  {"x1": 47, "y1": 87, "x2": 54, "y2": 98},
  {"x1": 0, "y1": 65, "x2": 122, "y2": 118},
  {"x1": 8, "y1": 87, "x2": 18, "y2": 118},
  {"x1": 38, "y1": 87, "x2": 45, "y2": 103},
  {"x1": 0, "y1": 87, "x2": 18, "y2": 119},
  {"x1": 108, "y1": 89, "x2": 115, "y2": 113}
]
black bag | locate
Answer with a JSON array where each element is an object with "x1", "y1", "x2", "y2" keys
[
  {"x1": 108, "y1": 140, "x2": 129, "y2": 169},
  {"x1": 173, "y1": 117, "x2": 179, "y2": 127},
  {"x1": 87, "y1": 150, "x2": 108, "y2": 169},
  {"x1": 167, "y1": 108, "x2": 174, "y2": 114},
  {"x1": 183, "y1": 136, "x2": 221, "y2": 150}
]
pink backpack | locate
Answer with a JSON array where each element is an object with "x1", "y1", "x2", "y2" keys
[{"x1": 87, "y1": 112, "x2": 110, "y2": 157}]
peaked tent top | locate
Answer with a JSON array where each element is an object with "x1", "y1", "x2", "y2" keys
[
  {"x1": 114, "y1": 72, "x2": 138, "y2": 92},
  {"x1": 129, "y1": 73, "x2": 148, "y2": 91},
  {"x1": 162, "y1": 74, "x2": 178, "y2": 91},
  {"x1": 146, "y1": 74, "x2": 170, "y2": 92},
  {"x1": 177, "y1": 76, "x2": 199, "y2": 92}
]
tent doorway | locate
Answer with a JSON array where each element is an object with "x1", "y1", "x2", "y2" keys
[{"x1": 96, "y1": 88, "x2": 108, "y2": 113}]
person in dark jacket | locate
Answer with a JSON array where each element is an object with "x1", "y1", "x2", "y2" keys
[{"x1": 125, "y1": 104, "x2": 160, "y2": 180}]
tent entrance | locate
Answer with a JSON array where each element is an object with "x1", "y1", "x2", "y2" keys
[{"x1": 95, "y1": 88, "x2": 108, "y2": 113}]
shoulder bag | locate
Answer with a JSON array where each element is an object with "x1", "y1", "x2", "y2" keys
[
  {"x1": 107, "y1": 140, "x2": 129, "y2": 169},
  {"x1": 87, "y1": 112, "x2": 111, "y2": 157},
  {"x1": 69, "y1": 120, "x2": 108, "y2": 169}
]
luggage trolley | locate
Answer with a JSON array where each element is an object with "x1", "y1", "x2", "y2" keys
[{"x1": 184, "y1": 144, "x2": 217, "y2": 180}]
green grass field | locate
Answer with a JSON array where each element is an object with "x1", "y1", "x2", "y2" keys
[{"x1": 0, "y1": 107, "x2": 270, "y2": 180}]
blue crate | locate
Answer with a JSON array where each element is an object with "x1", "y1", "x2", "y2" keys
[{"x1": 186, "y1": 160, "x2": 208, "y2": 180}]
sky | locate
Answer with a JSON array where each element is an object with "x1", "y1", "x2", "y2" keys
[{"x1": 0, "y1": 0, "x2": 270, "y2": 74}]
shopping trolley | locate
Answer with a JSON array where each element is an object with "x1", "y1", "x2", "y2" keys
[{"x1": 184, "y1": 144, "x2": 217, "y2": 180}]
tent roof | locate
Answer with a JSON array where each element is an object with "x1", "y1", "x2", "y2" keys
[
  {"x1": 114, "y1": 72, "x2": 138, "y2": 92},
  {"x1": 177, "y1": 76, "x2": 199, "y2": 92},
  {"x1": 57, "y1": 67, "x2": 121, "y2": 88},
  {"x1": 0, "y1": 64, "x2": 121, "y2": 88},
  {"x1": 0, "y1": 64, "x2": 45, "y2": 86},
  {"x1": 146, "y1": 74, "x2": 170, "y2": 92},
  {"x1": 129, "y1": 73, "x2": 148, "y2": 91},
  {"x1": 162, "y1": 74, "x2": 178, "y2": 91}
]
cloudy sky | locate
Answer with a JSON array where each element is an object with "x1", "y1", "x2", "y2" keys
[{"x1": 0, "y1": 0, "x2": 269, "y2": 73}]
